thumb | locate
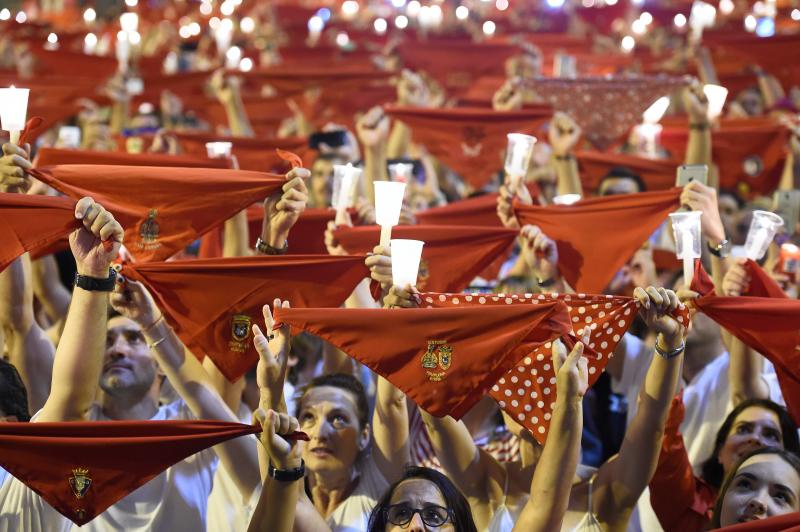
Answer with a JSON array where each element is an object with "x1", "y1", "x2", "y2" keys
[{"x1": 253, "y1": 408, "x2": 267, "y2": 429}]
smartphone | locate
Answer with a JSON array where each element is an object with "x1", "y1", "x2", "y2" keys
[
  {"x1": 309, "y1": 130, "x2": 348, "y2": 150},
  {"x1": 772, "y1": 190, "x2": 800, "y2": 236},
  {"x1": 57, "y1": 126, "x2": 81, "y2": 149},
  {"x1": 676, "y1": 164, "x2": 708, "y2": 187}
]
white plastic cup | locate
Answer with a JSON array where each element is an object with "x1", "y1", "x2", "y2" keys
[
  {"x1": 552, "y1": 194, "x2": 582, "y2": 205},
  {"x1": 205, "y1": 142, "x2": 232, "y2": 158},
  {"x1": 744, "y1": 210, "x2": 784, "y2": 261},
  {"x1": 504, "y1": 133, "x2": 537, "y2": 187},
  {"x1": 332, "y1": 164, "x2": 362, "y2": 213},
  {"x1": 635, "y1": 123, "x2": 662, "y2": 157},
  {"x1": 642, "y1": 96, "x2": 670, "y2": 124},
  {"x1": 703, "y1": 84, "x2": 728, "y2": 121},
  {"x1": 57, "y1": 126, "x2": 81, "y2": 148},
  {"x1": 389, "y1": 162, "x2": 414, "y2": 183},
  {"x1": 669, "y1": 211, "x2": 703, "y2": 287},
  {"x1": 390, "y1": 239, "x2": 424, "y2": 288},
  {"x1": 0, "y1": 86, "x2": 29, "y2": 139},
  {"x1": 374, "y1": 181, "x2": 406, "y2": 227}
]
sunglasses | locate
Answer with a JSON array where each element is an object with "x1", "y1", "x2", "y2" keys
[{"x1": 384, "y1": 503, "x2": 453, "y2": 527}]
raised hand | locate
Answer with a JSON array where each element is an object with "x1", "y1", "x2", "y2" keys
[
  {"x1": 356, "y1": 106, "x2": 390, "y2": 149},
  {"x1": 684, "y1": 82, "x2": 710, "y2": 125},
  {"x1": 721, "y1": 259, "x2": 750, "y2": 296},
  {"x1": 109, "y1": 278, "x2": 160, "y2": 328},
  {"x1": 496, "y1": 180, "x2": 532, "y2": 229},
  {"x1": 552, "y1": 336, "x2": 589, "y2": 401},
  {"x1": 548, "y1": 112, "x2": 582, "y2": 157},
  {"x1": 383, "y1": 284, "x2": 421, "y2": 309},
  {"x1": 70, "y1": 197, "x2": 123, "y2": 278},
  {"x1": 680, "y1": 181, "x2": 726, "y2": 244},
  {"x1": 0, "y1": 142, "x2": 32, "y2": 193},
  {"x1": 253, "y1": 299, "x2": 291, "y2": 411},
  {"x1": 262, "y1": 167, "x2": 310, "y2": 248},
  {"x1": 633, "y1": 286, "x2": 686, "y2": 346},
  {"x1": 520, "y1": 224, "x2": 559, "y2": 281},
  {"x1": 253, "y1": 409, "x2": 302, "y2": 469},
  {"x1": 365, "y1": 245, "x2": 393, "y2": 292},
  {"x1": 492, "y1": 78, "x2": 523, "y2": 111}
]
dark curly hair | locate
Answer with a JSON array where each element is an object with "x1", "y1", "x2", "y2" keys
[
  {"x1": 367, "y1": 466, "x2": 477, "y2": 532},
  {"x1": 701, "y1": 399, "x2": 800, "y2": 489},
  {"x1": 0, "y1": 358, "x2": 30, "y2": 422}
]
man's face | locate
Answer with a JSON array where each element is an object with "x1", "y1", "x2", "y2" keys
[
  {"x1": 101, "y1": 316, "x2": 158, "y2": 397},
  {"x1": 310, "y1": 158, "x2": 335, "y2": 208}
]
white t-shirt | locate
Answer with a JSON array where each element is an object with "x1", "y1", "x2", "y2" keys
[
  {"x1": 326, "y1": 456, "x2": 389, "y2": 532},
  {"x1": 206, "y1": 403, "x2": 260, "y2": 532},
  {"x1": 0, "y1": 401, "x2": 219, "y2": 532}
]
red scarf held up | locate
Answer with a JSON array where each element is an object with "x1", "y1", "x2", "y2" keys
[
  {"x1": 0, "y1": 420, "x2": 307, "y2": 526},
  {"x1": 0, "y1": 193, "x2": 77, "y2": 273},
  {"x1": 333, "y1": 225, "x2": 518, "y2": 293},
  {"x1": 33, "y1": 147, "x2": 231, "y2": 169},
  {"x1": 690, "y1": 260, "x2": 800, "y2": 425},
  {"x1": 576, "y1": 151, "x2": 679, "y2": 194},
  {"x1": 384, "y1": 105, "x2": 553, "y2": 189},
  {"x1": 27, "y1": 164, "x2": 287, "y2": 262},
  {"x1": 122, "y1": 255, "x2": 370, "y2": 381},
  {"x1": 514, "y1": 188, "x2": 682, "y2": 293},
  {"x1": 421, "y1": 292, "x2": 688, "y2": 443},
  {"x1": 273, "y1": 302, "x2": 573, "y2": 420}
]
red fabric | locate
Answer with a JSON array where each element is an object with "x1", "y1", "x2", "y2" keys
[
  {"x1": 576, "y1": 151, "x2": 679, "y2": 193},
  {"x1": 172, "y1": 131, "x2": 312, "y2": 173},
  {"x1": 716, "y1": 512, "x2": 800, "y2": 531},
  {"x1": 0, "y1": 420, "x2": 259, "y2": 526},
  {"x1": 201, "y1": 95, "x2": 292, "y2": 136},
  {"x1": 242, "y1": 65, "x2": 389, "y2": 95},
  {"x1": 29, "y1": 47, "x2": 117, "y2": 80},
  {"x1": 421, "y1": 292, "x2": 689, "y2": 443},
  {"x1": 416, "y1": 183, "x2": 541, "y2": 227},
  {"x1": 384, "y1": 105, "x2": 553, "y2": 188},
  {"x1": 742, "y1": 259, "x2": 789, "y2": 300},
  {"x1": 529, "y1": 76, "x2": 687, "y2": 150},
  {"x1": 21, "y1": 104, "x2": 83, "y2": 144},
  {"x1": 33, "y1": 147, "x2": 230, "y2": 169},
  {"x1": 0, "y1": 193, "x2": 77, "y2": 273},
  {"x1": 649, "y1": 395, "x2": 717, "y2": 532},
  {"x1": 705, "y1": 33, "x2": 800, "y2": 93},
  {"x1": 122, "y1": 255, "x2": 370, "y2": 381},
  {"x1": 514, "y1": 189, "x2": 682, "y2": 293},
  {"x1": 273, "y1": 302, "x2": 572, "y2": 420},
  {"x1": 18, "y1": 117, "x2": 46, "y2": 146},
  {"x1": 397, "y1": 41, "x2": 517, "y2": 94},
  {"x1": 690, "y1": 262, "x2": 800, "y2": 425},
  {"x1": 660, "y1": 118, "x2": 789, "y2": 198},
  {"x1": 28, "y1": 165, "x2": 285, "y2": 262},
  {"x1": 333, "y1": 225, "x2": 518, "y2": 293}
]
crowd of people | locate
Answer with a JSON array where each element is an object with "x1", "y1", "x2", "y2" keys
[{"x1": 0, "y1": 1, "x2": 799, "y2": 531}]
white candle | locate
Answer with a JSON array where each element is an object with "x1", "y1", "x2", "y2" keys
[
  {"x1": 682, "y1": 231, "x2": 694, "y2": 287},
  {"x1": 205, "y1": 142, "x2": 232, "y2": 158},
  {"x1": 390, "y1": 239, "x2": 425, "y2": 288},
  {"x1": 0, "y1": 86, "x2": 29, "y2": 144}
]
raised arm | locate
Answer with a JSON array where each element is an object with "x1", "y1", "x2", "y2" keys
[
  {"x1": 593, "y1": 286, "x2": 687, "y2": 529},
  {"x1": 519, "y1": 224, "x2": 566, "y2": 293},
  {"x1": 30, "y1": 254, "x2": 72, "y2": 343},
  {"x1": 211, "y1": 69, "x2": 254, "y2": 137},
  {"x1": 721, "y1": 260, "x2": 771, "y2": 403},
  {"x1": 680, "y1": 181, "x2": 728, "y2": 289},
  {"x1": 684, "y1": 84, "x2": 713, "y2": 183},
  {"x1": 0, "y1": 254, "x2": 54, "y2": 413},
  {"x1": 109, "y1": 279, "x2": 261, "y2": 501},
  {"x1": 356, "y1": 106, "x2": 390, "y2": 205},
  {"x1": 779, "y1": 129, "x2": 800, "y2": 191},
  {"x1": 38, "y1": 197, "x2": 123, "y2": 422},
  {"x1": 259, "y1": 167, "x2": 310, "y2": 254},
  {"x1": 548, "y1": 112, "x2": 583, "y2": 196},
  {"x1": 514, "y1": 338, "x2": 587, "y2": 532}
]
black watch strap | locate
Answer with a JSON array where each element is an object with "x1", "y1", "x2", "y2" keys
[
  {"x1": 268, "y1": 459, "x2": 305, "y2": 482},
  {"x1": 707, "y1": 239, "x2": 731, "y2": 258},
  {"x1": 74, "y1": 268, "x2": 117, "y2": 292}
]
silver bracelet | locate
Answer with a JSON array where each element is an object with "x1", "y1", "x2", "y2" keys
[{"x1": 654, "y1": 338, "x2": 685, "y2": 359}]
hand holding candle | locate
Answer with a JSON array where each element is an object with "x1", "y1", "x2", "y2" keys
[
  {"x1": 0, "y1": 86, "x2": 30, "y2": 145},
  {"x1": 374, "y1": 181, "x2": 406, "y2": 247},
  {"x1": 669, "y1": 211, "x2": 703, "y2": 287},
  {"x1": 390, "y1": 239, "x2": 425, "y2": 289},
  {"x1": 504, "y1": 133, "x2": 536, "y2": 191}
]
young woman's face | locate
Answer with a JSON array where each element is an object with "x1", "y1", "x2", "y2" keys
[
  {"x1": 298, "y1": 386, "x2": 367, "y2": 475},
  {"x1": 718, "y1": 407, "x2": 784, "y2": 475},
  {"x1": 385, "y1": 478, "x2": 455, "y2": 532},
  {"x1": 718, "y1": 454, "x2": 800, "y2": 526}
]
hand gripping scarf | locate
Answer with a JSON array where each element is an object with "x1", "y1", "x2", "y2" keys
[
  {"x1": 273, "y1": 302, "x2": 573, "y2": 421},
  {"x1": 420, "y1": 292, "x2": 689, "y2": 443},
  {"x1": 0, "y1": 420, "x2": 307, "y2": 526},
  {"x1": 333, "y1": 225, "x2": 518, "y2": 293},
  {"x1": 514, "y1": 189, "x2": 682, "y2": 293},
  {"x1": 690, "y1": 260, "x2": 800, "y2": 424},
  {"x1": 384, "y1": 105, "x2": 553, "y2": 189},
  {"x1": 27, "y1": 164, "x2": 286, "y2": 262},
  {"x1": 0, "y1": 193, "x2": 77, "y2": 273},
  {"x1": 122, "y1": 255, "x2": 370, "y2": 381}
]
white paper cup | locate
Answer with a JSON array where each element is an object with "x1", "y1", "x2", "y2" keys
[{"x1": 391, "y1": 239, "x2": 424, "y2": 288}]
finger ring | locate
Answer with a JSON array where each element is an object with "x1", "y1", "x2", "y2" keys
[{"x1": 267, "y1": 334, "x2": 275, "y2": 341}]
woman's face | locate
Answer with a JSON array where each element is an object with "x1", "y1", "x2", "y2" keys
[
  {"x1": 718, "y1": 454, "x2": 800, "y2": 526},
  {"x1": 718, "y1": 407, "x2": 784, "y2": 474},
  {"x1": 298, "y1": 386, "x2": 367, "y2": 475},
  {"x1": 385, "y1": 478, "x2": 455, "y2": 532}
]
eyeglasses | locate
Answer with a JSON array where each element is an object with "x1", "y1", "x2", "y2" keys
[{"x1": 384, "y1": 503, "x2": 452, "y2": 527}]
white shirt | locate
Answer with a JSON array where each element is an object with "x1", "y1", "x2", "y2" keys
[
  {"x1": 326, "y1": 456, "x2": 389, "y2": 532},
  {"x1": 206, "y1": 403, "x2": 260, "y2": 532},
  {"x1": 0, "y1": 401, "x2": 219, "y2": 532}
]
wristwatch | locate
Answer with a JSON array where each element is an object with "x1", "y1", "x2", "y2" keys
[
  {"x1": 268, "y1": 460, "x2": 305, "y2": 482},
  {"x1": 74, "y1": 268, "x2": 117, "y2": 292},
  {"x1": 707, "y1": 238, "x2": 731, "y2": 258},
  {"x1": 255, "y1": 237, "x2": 288, "y2": 255}
]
